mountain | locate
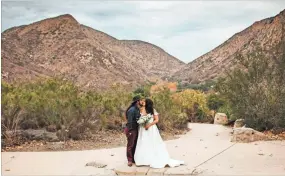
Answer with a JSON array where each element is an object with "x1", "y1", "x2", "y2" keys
[
  {"x1": 1, "y1": 14, "x2": 185, "y2": 90},
  {"x1": 172, "y1": 9, "x2": 285, "y2": 84}
]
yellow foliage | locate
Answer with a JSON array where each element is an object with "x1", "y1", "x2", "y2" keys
[{"x1": 172, "y1": 89, "x2": 209, "y2": 113}]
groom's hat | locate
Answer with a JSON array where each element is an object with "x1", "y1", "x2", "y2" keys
[{"x1": 132, "y1": 95, "x2": 142, "y2": 103}]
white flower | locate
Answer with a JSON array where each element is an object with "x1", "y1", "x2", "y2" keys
[{"x1": 137, "y1": 114, "x2": 152, "y2": 126}]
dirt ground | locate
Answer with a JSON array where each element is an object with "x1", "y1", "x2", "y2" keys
[
  {"x1": 2, "y1": 127, "x2": 284, "y2": 152},
  {"x1": 2, "y1": 124, "x2": 285, "y2": 176},
  {"x1": 2, "y1": 130, "x2": 184, "y2": 152}
]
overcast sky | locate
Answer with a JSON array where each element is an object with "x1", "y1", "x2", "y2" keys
[{"x1": 1, "y1": 1, "x2": 285, "y2": 63}]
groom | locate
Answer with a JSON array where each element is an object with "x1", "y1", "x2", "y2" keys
[{"x1": 125, "y1": 95, "x2": 143, "y2": 167}]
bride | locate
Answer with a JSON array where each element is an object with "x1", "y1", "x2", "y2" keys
[{"x1": 134, "y1": 98, "x2": 184, "y2": 169}]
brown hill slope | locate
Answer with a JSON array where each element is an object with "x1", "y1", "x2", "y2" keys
[
  {"x1": 1, "y1": 14, "x2": 185, "y2": 89},
  {"x1": 172, "y1": 9, "x2": 285, "y2": 84}
]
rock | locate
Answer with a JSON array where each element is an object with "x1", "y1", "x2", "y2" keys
[
  {"x1": 44, "y1": 132, "x2": 59, "y2": 142},
  {"x1": 46, "y1": 125, "x2": 57, "y2": 132},
  {"x1": 4, "y1": 129, "x2": 59, "y2": 142},
  {"x1": 67, "y1": 122, "x2": 86, "y2": 140},
  {"x1": 234, "y1": 119, "x2": 245, "y2": 128},
  {"x1": 214, "y1": 113, "x2": 228, "y2": 125},
  {"x1": 22, "y1": 129, "x2": 59, "y2": 142},
  {"x1": 231, "y1": 127, "x2": 267, "y2": 143},
  {"x1": 68, "y1": 123, "x2": 93, "y2": 140},
  {"x1": 86, "y1": 161, "x2": 107, "y2": 168}
]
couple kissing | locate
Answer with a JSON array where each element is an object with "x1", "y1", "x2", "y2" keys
[{"x1": 124, "y1": 95, "x2": 184, "y2": 168}]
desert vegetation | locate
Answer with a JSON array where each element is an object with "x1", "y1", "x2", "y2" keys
[
  {"x1": 1, "y1": 78, "x2": 214, "y2": 146},
  {"x1": 2, "y1": 44, "x2": 285, "y2": 148},
  {"x1": 215, "y1": 44, "x2": 285, "y2": 132}
]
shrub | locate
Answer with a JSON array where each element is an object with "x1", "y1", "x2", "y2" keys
[
  {"x1": 151, "y1": 88, "x2": 181, "y2": 130},
  {"x1": 177, "y1": 80, "x2": 215, "y2": 92},
  {"x1": 207, "y1": 94, "x2": 225, "y2": 111},
  {"x1": 133, "y1": 83, "x2": 152, "y2": 98},
  {"x1": 172, "y1": 89, "x2": 210, "y2": 123},
  {"x1": 2, "y1": 79, "x2": 80, "y2": 131},
  {"x1": 1, "y1": 79, "x2": 132, "y2": 134},
  {"x1": 2, "y1": 77, "x2": 218, "y2": 139},
  {"x1": 216, "y1": 45, "x2": 285, "y2": 131}
]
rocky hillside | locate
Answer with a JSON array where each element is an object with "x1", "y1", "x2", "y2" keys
[
  {"x1": 1, "y1": 14, "x2": 185, "y2": 90},
  {"x1": 172, "y1": 9, "x2": 285, "y2": 84}
]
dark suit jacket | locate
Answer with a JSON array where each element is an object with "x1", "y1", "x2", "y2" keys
[{"x1": 126, "y1": 106, "x2": 140, "y2": 130}]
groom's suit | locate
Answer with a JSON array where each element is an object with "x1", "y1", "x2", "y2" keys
[{"x1": 126, "y1": 105, "x2": 140, "y2": 163}]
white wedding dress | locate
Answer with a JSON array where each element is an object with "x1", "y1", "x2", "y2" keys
[{"x1": 134, "y1": 112, "x2": 184, "y2": 169}]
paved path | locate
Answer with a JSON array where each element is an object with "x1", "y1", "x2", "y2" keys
[{"x1": 2, "y1": 123, "x2": 285, "y2": 175}]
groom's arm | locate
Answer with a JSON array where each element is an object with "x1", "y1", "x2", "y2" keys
[
  {"x1": 126, "y1": 109, "x2": 133, "y2": 122},
  {"x1": 127, "y1": 108, "x2": 137, "y2": 129}
]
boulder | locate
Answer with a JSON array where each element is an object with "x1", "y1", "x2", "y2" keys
[
  {"x1": 46, "y1": 125, "x2": 57, "y2": 132},
  {"x1": 44, "y1": 132, "x2": 59, "y2": 142},
  {"x1": 214, "y1": 113, "x2": 228, "y2": 125},
  {"x1": 68, "y1": 123, "x2": 93, "y2": 140},
  {"x1": 231, "y1": 127, "x2": 267, "y2": 143},
  {"x1": 4, "y1": 129, "x2": 59, "y2": 142},
  {"x1": 85, "y1": 161, "x2": 107, "y2": 168},
  {"x1": 234, "y1": 119, "x2": 245, "y2": 128}
]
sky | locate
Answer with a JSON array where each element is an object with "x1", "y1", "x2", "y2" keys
[{"x1": 1, "y1": 1, "x2": 285, "y2": 63}]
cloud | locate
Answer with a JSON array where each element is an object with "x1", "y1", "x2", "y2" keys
[{"x1": 1, "y1": 1, "x2": 285, "y2": 63}]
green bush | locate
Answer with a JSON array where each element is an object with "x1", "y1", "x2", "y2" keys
[
  {"x1": 2, "y1": 77, "x2": 216, "y2": 137},
  {"x1": 216, "y1": 45, "x2": 285, "y2": 131},
  {"x1": 151, "y1": 88, "x2": 212, "y2": 130},
  {"x1": 177, "y1": 80, "x2": 215, "y2": 92},
  {"x1": 151, "y1": 88, "x2": 183, "y2": 130},
  {"x1": 172, "y1": 89, "x2": 210, "y2": 123},
  {"x1": 1, "y1": 79, "x2": 132, "y2": 133},
  {"x1": 207, "y1": 94, "x2": 225, "y2": 112},
  {"x1": 133, "y1": 83, "x2": 152, "y2": 98}
]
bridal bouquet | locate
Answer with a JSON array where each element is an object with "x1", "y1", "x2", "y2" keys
[{"x1": 137, "y1": 114, "x2": 152, "y2": 126}]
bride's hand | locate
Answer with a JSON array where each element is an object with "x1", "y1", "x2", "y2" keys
[{"x1": 145, "y1": 124, "x2": 151, "y2": 130}]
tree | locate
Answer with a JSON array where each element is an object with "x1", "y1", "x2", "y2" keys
[
  {"x1": 207, "y1": 94, "x2": 225, "y2": 112},
  {"x1": 216, "y1": 43, "x2": 285, "y2": 131}
]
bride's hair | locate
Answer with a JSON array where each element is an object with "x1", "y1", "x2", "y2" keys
[{"x1": 145, "y1": 98, "x2": 154, "y2": 115}]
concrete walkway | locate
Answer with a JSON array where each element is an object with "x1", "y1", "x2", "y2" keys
[{"x1": 2, "y1": 123, "x2": 285, "y2": 176}]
